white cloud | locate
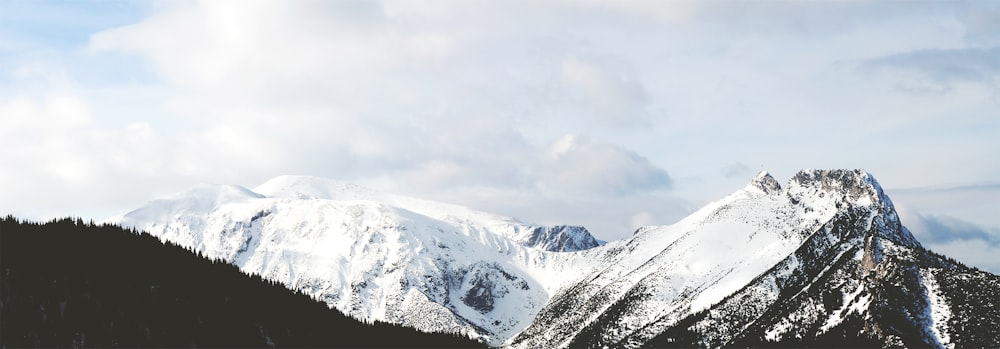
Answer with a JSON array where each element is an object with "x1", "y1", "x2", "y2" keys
[
  {"x1": 541, "y1": 135, "x2": 672, "y2": 197},
  {"x1": 629, "y1": 211, "x2": 656, "y2": 230},
  {"x1": 77, "y1": 0, "x2": 676, "y2": 194},
  {"x1": 2, "y1": 0, "x2": 1000, "y2": 257},
  {"x1": 0, "y1": 92, "x2": 169, "y2": 218},
  {"x1": 445, "y1": 185, "x2": 695, "y2": 240},
  {"x1": 553, "y1": 55, "x2": 653, "y2": 128}
]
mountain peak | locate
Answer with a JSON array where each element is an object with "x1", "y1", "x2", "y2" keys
[
  {"x1": 786, "y1": 169, "x2": 920, "y2": 248},
  {"x1": 516, "y1": 225, "x2": 603, "y2": 252},
  {"x1": 790, "y1": 168, "x2": 877, "y2": 186},
  {"x1": 786, "y1": 169, "x2": 886, "y2": 205},
  {"x1": 746, "y1": 170, "x2": 782, "y2": 194}
]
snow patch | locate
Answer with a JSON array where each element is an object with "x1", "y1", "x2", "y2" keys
[
  {"x1": 921, "y1": 269, "x2": 953, "y2": 349},
  {"x1": 819, "y1": 280, "x2": 867, "y2": 334}
]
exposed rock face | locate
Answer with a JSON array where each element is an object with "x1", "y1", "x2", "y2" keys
[
  {"x1": 748, "y1": 170, "x2": 782, "y2": 194},
  {"x1": 517, "y1": 225, "x2": 603, "y2": 252}
]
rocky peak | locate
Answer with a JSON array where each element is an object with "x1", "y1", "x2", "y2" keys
[
  {"x1": 787, "y1": 169, "x2": 920, "y2": 249},
  {"x1": 517, "y1": 225, "x2": 603, "y2": 252},
  {"x1": 786, "y1": 169, "x2": 885, "y2": 204},
  {"x1": 746, "y1": 170, "x2": 782, "y2": 194}
]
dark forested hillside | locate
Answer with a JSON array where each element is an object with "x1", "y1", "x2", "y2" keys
[{"x1": 0, "y1": 216, "x2": 485, "y2": 348}]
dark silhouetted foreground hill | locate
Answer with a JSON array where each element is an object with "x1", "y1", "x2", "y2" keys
[{"x1": 0, "y1": 216, "x2": 486, "y2": 348}]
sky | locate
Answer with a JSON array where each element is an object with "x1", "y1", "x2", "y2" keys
[{"x1": 1, "y1": 0, "x2": 998, "y2": 272}]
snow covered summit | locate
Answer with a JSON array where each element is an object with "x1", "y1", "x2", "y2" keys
[{"x1": 110, "y1": 175, "x2": 606, "y2": 345}]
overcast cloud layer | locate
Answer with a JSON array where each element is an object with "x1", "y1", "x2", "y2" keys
[{"x1": 1, "y1": 0, "x2": 998, "y2": 271}]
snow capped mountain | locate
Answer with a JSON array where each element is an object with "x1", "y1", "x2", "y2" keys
[
  {"x1": 110, "y1": 175, "x2": 604, "y2": 345},
  {"x1": 512, "y1": 169, "x2": 998, "y2": 348},
  {"x1": 110, "y1": 170, "x2": 1000, "y2": 348},
  {"x1": 511, "y1": 169, "x2": 871, "y2": 348}
]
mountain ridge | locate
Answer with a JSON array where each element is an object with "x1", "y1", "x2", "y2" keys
[
  {"x1": 110, "y1": 175, "x2": 607, "y2": 345},
  {"x1": 109, "y1": 169, "x2": 1000, "y2": 348}
]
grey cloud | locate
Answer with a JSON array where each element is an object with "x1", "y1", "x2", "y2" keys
[
  {"x1": 907, "y1": 212, "x2": 1000, "y2": 247},
  {"x1": 899, "y1": 210, "x2": 1000, "y2": 273},
  {"x1": 861, "y1": 46, "x2": 1000, "y2": 92},
  {"x1": 888, "y1": 185, "x2": 1000, "y2": 235},
  {"x1": 958, "y1": 2, "x2": 1000, "y2": 45},
  {"x1": 896, "y1": 183, "x2": 1000, "y2": 194},
  {"x1": 540, "y1": 135, "x2": 672, "y2": 197},
  {"x1": 695, "y1": 1, "x2": 938, "y2": 38}
]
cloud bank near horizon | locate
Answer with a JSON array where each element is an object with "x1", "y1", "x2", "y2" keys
[{"x1": 1, "y1": 1, "x2": 998, "y2": 271}]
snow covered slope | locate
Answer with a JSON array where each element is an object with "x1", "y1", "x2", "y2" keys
[
  {"x1": 111, "y1": 170, "x2": 1000, "y2": 348},
  {"x1": 509, "y1": 169, "x2": 867, "y2": 348},
  {"x1": 511, "y1": 169, "x2": 999, "y2": 348},
  {"x1": 110, "y1": 176, "x2": 603, "y2": 345}
]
